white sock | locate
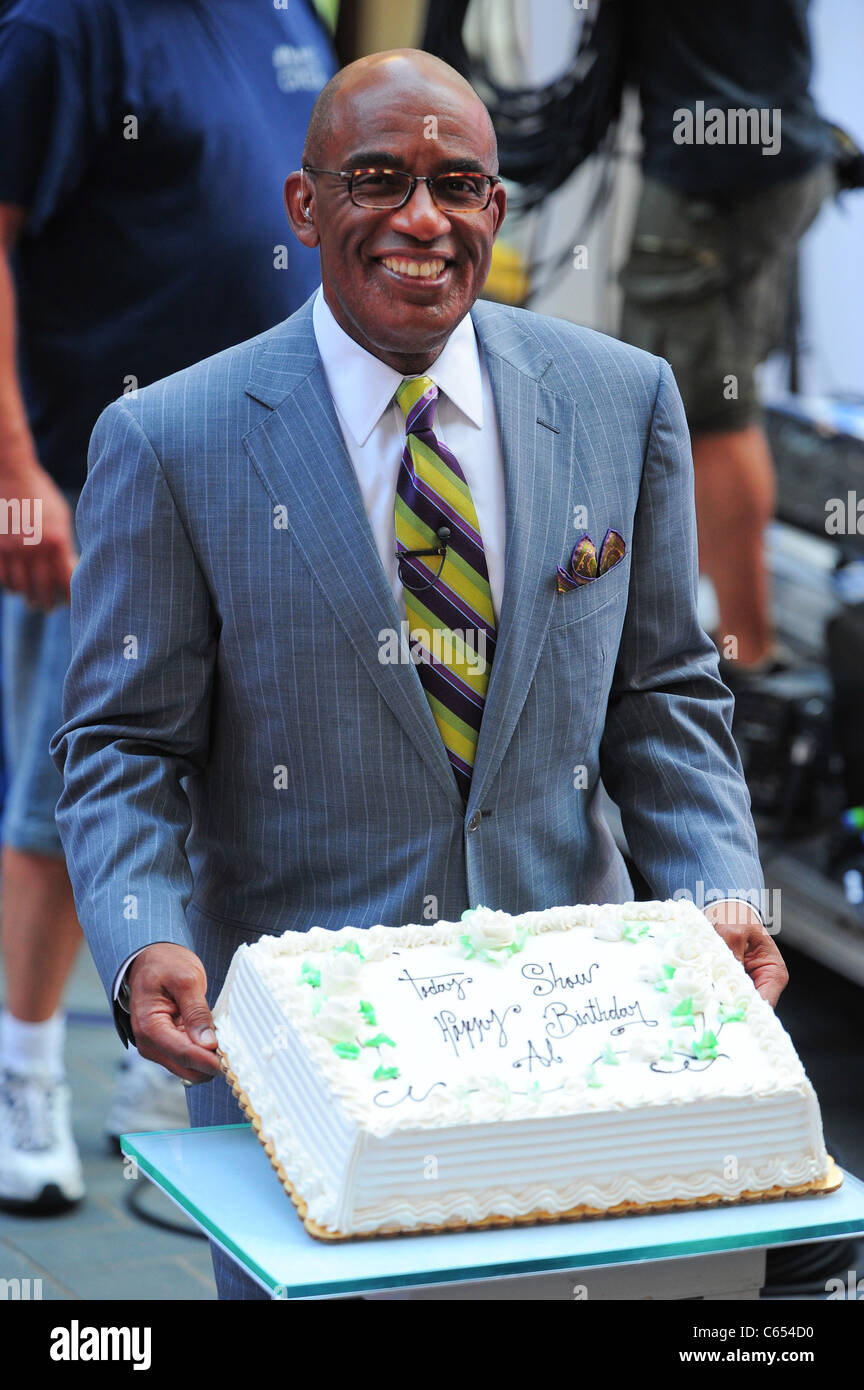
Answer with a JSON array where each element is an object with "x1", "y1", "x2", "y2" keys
[{"x1": 0, "y1": 1008, "x2": 66, "y2": 1079}]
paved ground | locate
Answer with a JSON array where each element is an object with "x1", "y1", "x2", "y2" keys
[
  {"x1": 0, "y1": 947, "x2": 216, "y2": 1300},
  {"x1": 1, "y1": 933, "x2": 862, "y2": 1301}
]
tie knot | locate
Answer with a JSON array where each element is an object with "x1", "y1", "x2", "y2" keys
[{"x1": 395, "y1": 375, "x2": 438, "y2": 434}]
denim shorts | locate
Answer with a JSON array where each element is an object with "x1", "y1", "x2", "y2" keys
[{"x1": 0, "y1": 489, "x2": 81, "y2": 857}]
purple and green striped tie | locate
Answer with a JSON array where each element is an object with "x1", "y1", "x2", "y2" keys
[{"x1": 395, "y1": 375, "x2": 497, "y2": 799}]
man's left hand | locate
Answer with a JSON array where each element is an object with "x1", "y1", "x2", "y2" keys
[{"x1": 702, "y1": 900, "x2": 788, "y2": 1007}]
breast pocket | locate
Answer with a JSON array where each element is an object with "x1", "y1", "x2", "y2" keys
[{"x1": 547, "y1": 552, "x2": 630, "y2": 632}]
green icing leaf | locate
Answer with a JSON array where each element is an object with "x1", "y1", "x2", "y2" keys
[
  {"x1": 332, "y1": 1042, "x2": 360, "y2": 1060},
  {"x1": 622, "y1": 922, "x2": 651, "y2": 943},
  {"x1": 601, "y1": 1043, "x2": 619, "y2": 1066},
  {"x1": 661, "y1": 1039, "x2": 676, "y2": 1061},
  {"x1": 373, "y1": 1065, "x2": 400, "y2": 1082},
  {"x1": 718, "y1": 1001, "x2": 748, "y2": 1023},
  {"x1": 661, "y1": 963, "x2": 676, "y2": 978},
  {"x1": 363, "y1": 1033, "x2": 396, "y2": 1049},
  {"x1": 298, "y1": 961, "x2": 321, "y2": 989},
  {"x1": 335, "y1": 941, "x2": 364, "y2": 959},
  {"x1": 586, "y1": 1064, "x2": 603, "y2": 1088},
  {"x1": 358, "y1": 1000, "x2": 377, "y2": 1026},
  {"x1": 691, "y1": 1030, "x2": 719, "y2": 1061},
  {"x1": 670, "y1": 996, "x2": 696, "y2": 1028}
]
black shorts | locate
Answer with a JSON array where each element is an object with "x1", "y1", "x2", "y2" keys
[{"x1": 619, "y1": 163, "x2": 834, "y2": 433}]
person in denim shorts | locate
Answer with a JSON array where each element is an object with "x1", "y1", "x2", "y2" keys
[{"x1": 0, "y1": 0, "x2": 334, "y2": 1213}]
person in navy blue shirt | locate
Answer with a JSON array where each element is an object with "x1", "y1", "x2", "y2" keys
[{"x1": 0, "y1": 0, "x2": 335, "y2": 1222}]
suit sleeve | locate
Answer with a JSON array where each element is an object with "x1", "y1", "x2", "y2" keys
[
  {"x1": 598, "y1": 357, "x2": 765, "y2": 907},
  {"x1": 50, "y1": 400, "x2": 217, "y2": 1036}
]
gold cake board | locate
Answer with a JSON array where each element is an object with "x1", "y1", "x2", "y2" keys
[{"x1": 220, "y1": 1054, "x2": 843, "y2": 1244}]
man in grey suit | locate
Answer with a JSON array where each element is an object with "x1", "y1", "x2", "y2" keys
[{"x1": 50, "y1": 50, "x2": 786, "y2": 1298}]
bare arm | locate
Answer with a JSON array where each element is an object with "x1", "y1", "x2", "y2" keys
[{"x1": 0, "y1": 202, "x2": 77, "y2": 608}]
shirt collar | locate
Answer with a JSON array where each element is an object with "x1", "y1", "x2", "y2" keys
[{"x1": 312, "y1": 286, "x2": 484, "y2": 446}]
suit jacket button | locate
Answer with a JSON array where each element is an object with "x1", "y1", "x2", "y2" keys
[{"x1": 467, "y1": 811, "x2": 482, "y2": 832}]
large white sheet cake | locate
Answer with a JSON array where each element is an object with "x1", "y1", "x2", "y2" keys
[{"x1": 213, "y1": 900, "x2": 834, "y2": 1238}]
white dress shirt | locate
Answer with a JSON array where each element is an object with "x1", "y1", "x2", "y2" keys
[{"x1": 311, "y1": 285, "x2": 507, "y2": 622}]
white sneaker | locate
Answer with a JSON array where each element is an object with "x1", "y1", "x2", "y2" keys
[
  {"x1": 105, "y1": 1047, "x2": 190, "y2": 1152},
  {"x1": 0, "y1": 1069, "x2": 85, "y2": 1213}
]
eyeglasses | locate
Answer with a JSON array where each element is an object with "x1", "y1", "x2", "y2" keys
[{"x1": 302, "y1": 165, "x2": 501, "y2": 213}]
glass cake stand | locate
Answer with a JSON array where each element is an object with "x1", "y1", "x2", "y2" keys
[{"x1": 121, "y1": 1125, "x2": 864, "y2": 1301}]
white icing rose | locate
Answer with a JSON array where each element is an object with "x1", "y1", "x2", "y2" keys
[
  {"x1": 593, "y1": 918, "x2": 625, "y2": 942},
  {"x1": 715, "y1": 973, "x2": 749, "y2": 998},
  {"x1": 319, "y1": 950, "x2": 364, "y2": 995},
  {"x1": 663, "y1": 934, "x2": 705, "y2": 969},
  {"x1": 666, "y1": 967, "x2": 713, "y2": 1013},
  {"x1": 312, "y1": 998, "x2": 359, "y2": 1044},
  {"x1": 636, "y1": 963, "x2": 661, "y2": 984},
  {"x1": 464, "y1": 908, "x2": 518, "y2": 951},
  {"x1": 628, "y1": 1032, "x2": 664, "y2": 1063}
]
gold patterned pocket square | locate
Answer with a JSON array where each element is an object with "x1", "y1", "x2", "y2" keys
[{"x1": 556, "y1": 528, "x2": 626, "y2": 594}]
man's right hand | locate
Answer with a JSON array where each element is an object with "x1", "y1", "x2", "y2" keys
[{"x1": 127, "y1": 943, "x2": 223, "y2": 1084}]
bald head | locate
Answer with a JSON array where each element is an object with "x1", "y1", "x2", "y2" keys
[
  {"x1": 287, "y1": 46, "x2": 505, "y2": 376},
  {"x1": 303, "y1": 49, "x2": 497, "y2": 171}
]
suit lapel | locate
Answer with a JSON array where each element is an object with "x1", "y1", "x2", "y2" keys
[{"x1": 243, "y1": 307, "x2": 463, "y2": 808}]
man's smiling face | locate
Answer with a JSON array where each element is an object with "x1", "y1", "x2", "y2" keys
[{"x1": 292, "y1": 57, "x2": 505, "y2": 374}]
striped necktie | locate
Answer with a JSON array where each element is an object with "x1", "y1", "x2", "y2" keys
[{"x1": 395, "y1": 375, "x2": 497, "y2": 800}]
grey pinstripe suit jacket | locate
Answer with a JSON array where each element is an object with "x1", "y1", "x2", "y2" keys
[{"x1": 49, "y1": 293, "x2": 763, "y2": 1038}]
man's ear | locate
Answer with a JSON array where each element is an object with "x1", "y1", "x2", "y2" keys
[
  {"x1": 490, "y1": 181, "x2": 507, "y2": 241},
  {"x1": 284, "y1": 172, "x2": 318, "y2": 246}
]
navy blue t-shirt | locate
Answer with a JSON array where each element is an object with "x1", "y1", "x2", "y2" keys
[
  {"x1": 632, "y1": 0, "x2": 833, "y2": 202},
  {"x1": 0, "y1": 0, "x2": 335, "y2": 490}
]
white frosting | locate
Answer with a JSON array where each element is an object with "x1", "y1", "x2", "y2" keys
[{"x1": 213, "y1": 900, "x2": 829, "y2": 1235}]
